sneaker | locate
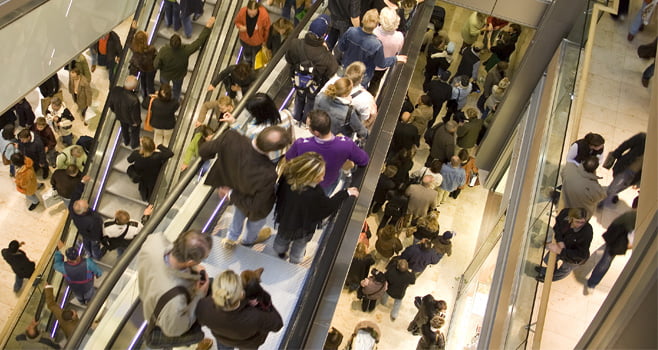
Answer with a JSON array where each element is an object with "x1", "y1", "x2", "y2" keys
[
  {"x1": 28, "y1": 202, "x2": 40, "y2": 211},
  {"x1": 583, "y1": 285, "x2": 593, "y2": 295},
  {"x1": 196, "y1": 338, "x2": 213, "y2": 350},
  {"x1": 222, "y1": 238, "x2": 238, "y2": 249}
]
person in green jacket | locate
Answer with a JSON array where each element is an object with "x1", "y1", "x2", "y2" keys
[
  {"x1": 56, "y1": 145, "x2": 87, "y2": 172},
  {"x1": 154, "y1": 16, "x2": 215, "y2": 101},
  {"x1": 180, "y1": 125, "x2": 214, "y2": 171}
]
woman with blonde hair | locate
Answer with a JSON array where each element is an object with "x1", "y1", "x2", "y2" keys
[
  {"x1": 369, "y1": 6, "x2": 405, "y2": 94},
  {"x1": 127, "y1": 136, "x2": 173, "y2": 201},
  {"x1": 273, "y1": 152, "x2": 360, "y2": 263},
  {"x1": 314, "y1": 78, "x2": 368, "y2": 139},
  {"x1": 196, "y1": 269, "x2": 283, "y2": 349},
  {"x1": 345, "y1": 242, "x2": 375, "y2": 291}
]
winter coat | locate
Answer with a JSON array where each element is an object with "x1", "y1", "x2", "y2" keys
[
  {"x1": 609, "y1": 132, "x2": 646, "y2": 183},
  {"x1": 429, "y1": 123, "x2": 455, "y2": 164},
  {"x1": 2, "y1": 248, "x2": 35, "y2": 279},
  {"x1": 375, "y1": 233, "x2": 403, "y2": 259},
  {"x1": 346, "y1": 254, "x2": 375, "y2": 288},
  {"x1": 31, "y1": 125, "x2": 57, "y2": 151},
  {"x1": 553, "y1": 208, "x2": 593, "y2": 264},
  {"x1": 360, "y1": 276, "x2": 387, "y2": 300},
  {"x1": 15, "y1": 156, "x2": 38, "y2": 195},
  {"x1": 108, "y1": 86, "x2": 141, "y2": 125},
  {"x1": 285, "y1": 33, "x2": 339, "y2": 87},
  {"x1": 234, "y1": 6, "x2": 271, "y2": 47},
  {"x1": 18, "y1": 132, "x2": 46, "y2": 167},
  {"x1": 456, "y1": 119, "x2": 484, "y2": 149},
  {"x1": 560, "y1": 162, "x2": 606, "y2": 219},
  {"x1": 384, "y1": 264, "x2": 416, "y2": 299},
  {"x1": 55, "y1": 145, "x2": 87, "y2": 171},
  {"x1": 50, "y1": 168, "x2": 82, "y2": 199},
  {"x1": 154, "y1": 27, "x2": 211, "y2": 81},
  {"x1": 68, "y1": 75, "x2": 92, "y2": 112},
  {"x1": 602, "y1": 210, "x2": 637, "y2": 256},
  {"x1": 127, "y1": 145, "x2": 174, "y2": 200},
  {"x1": 149, "y1": 98, "x2": 179, "y2": 130},
  {"x1": 405, "y1": 184, "x2": 437, "y2": 218},
  {"x1": 401, "y1": 243, "x2": 441, "y2": 273}
]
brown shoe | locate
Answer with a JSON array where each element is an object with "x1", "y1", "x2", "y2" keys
[
  {"x1": 196, "y1": 338, "x2": 213, "y2": 350},
  {"x1": 255, "y1": 227, "x2": 272, "y2": 243}
]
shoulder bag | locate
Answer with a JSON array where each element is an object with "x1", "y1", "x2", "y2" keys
[{"x1": 144, "y1": 286, "x2": 204, "y2": 348}]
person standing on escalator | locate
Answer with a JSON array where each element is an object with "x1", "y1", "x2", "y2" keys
[
  {"x1": 53, "y1": 241, "x2": 103, "y2": 305},
  {"x1": 127, "y1": 136, "x2": 174, "y2": 202},
  {"x1": 90, "y1": 30, "x2": 122, "y2": 83},
  {"x1": 234, "y1": 1, "x2": 271, "y2": 67},
  {"x1": 108, "y1": 75, "x2": 142, "y2": 150}
]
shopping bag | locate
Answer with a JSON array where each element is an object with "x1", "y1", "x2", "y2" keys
[
  {"x1": 42, "y1": 188, "x2": 61, "y2": 208},
  {"x1": 254, "y1": 48, "x2": 272, "y2": 70}
]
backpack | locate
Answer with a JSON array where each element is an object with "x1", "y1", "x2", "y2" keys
[
  {"x1": 424, "y1": 122, "x2": 443, "y2": 146},
  {"x1": 76, "y1": 136, "x2": 95, "y2": 155},
  {"x1": 292, "y1": 41, "x2": 318, "y2": 93}
]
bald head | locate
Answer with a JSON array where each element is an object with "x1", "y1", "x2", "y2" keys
[
  {"x1": 124, "y1": 75, "x2": 139, "y2": 90},
  {"x1": 450, "y1": 156, "x2": 461, "y2": 167},
  {"x1": 73, "y1": 200, "x2": 89, "y2": 215},
  {"x1": 255, "y1": 126, "x2": 292, "y2": 153},
  {"x1": 421, "y1": 175, "x2": 434, "y2": 187}
]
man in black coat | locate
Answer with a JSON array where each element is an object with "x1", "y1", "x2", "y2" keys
[
  {"x1": 91, "y1": 30, "x2": 122, "y2": 83},
  {"x1": 427, "y1": 70, "x2": 453, "y2": 126},
  {"x1": 2, "y1": 240, "x2": 35, "y2": 293},
  {"x1": 327, "y1": 0, "x2": 361, "y2": 49},
  {"x1": 383, "y1": 257, "x2": 416, "y2": 321},
  {"x1": 17, "y1": 129, "x2": 48, "y2": 179},
  {"x1": 454, "y1": 44, "x2": 481, "y2": 81},
  {"x1": 600, "y1": 132, "x2": 645, "y2": 206},
  {"x1": 108, "y1": 75, "x2": 141, "y2": 149},
  {"x1": 286, "y1": 14, "x2": 339, "y2": 123},
  {"x1": 69, "y1": 177, "x2": 105, "y2": 260},
  {"x1": 536, "y1": 208, "x2": 593, "y2": 282}
]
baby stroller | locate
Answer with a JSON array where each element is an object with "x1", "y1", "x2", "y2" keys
[{"x1": 345, "y1": 321, "x2": 381, "y2": 350}]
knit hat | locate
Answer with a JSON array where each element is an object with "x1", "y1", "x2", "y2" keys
[
  {"x1": 65, "y1": 247, "x2": 79, "y2": 261},
  {"x1": 309, "y1": 15, "x2": 330, "y2": 37}
]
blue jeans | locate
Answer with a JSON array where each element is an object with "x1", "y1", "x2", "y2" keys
[
  {"x1": 322, "y1": 178, "x2": 340, "y2": 197},
  {"x1": 227, "y1": 206, "x2": 267, "y2": 245},
  {"x1": 164, "y1": 1, "x2": 182, "y2": 30},
  {"x1": 541, "y1": 252, "x2": 579, "y2": 281},
  {"x1": 14, "y1": 275, "x2": 24, "y2": 293},
  {"x1": 629, "y1": 1, "x2": 648, "y2": 35},
  {"x1": 75, "y1": 286, "x2": 96, "y2": 304},
  {"x1": 239, "y1": 40, "x2": 261, "y2": 67},
  {"x1": 273, "y1": 233, "x2": 311, "y2": 264},
  {"x1": 83, "y1": 238, "x2": 105, "y2": 260},
  {"x1": 160, "y1": 77, "x2": 183, "y2": 102},
  {"x1": 26, "y1": 194, "x2": 39, "y2": 206},
  {"x1": 603, "y1": 169, "x2": 637, "y2": 205},
  {"x1": 380, "y1": 293, "x2": 403, "y2": 319},
  {"x1": 587, "y1": 245, "x2": 616, "y2": 288},
  {"x1": 293, "y1": 89, "x2": 316, "y2": 123},
  {"x1": 181, "y1": 14, "x2": 193, "y2": 38}
]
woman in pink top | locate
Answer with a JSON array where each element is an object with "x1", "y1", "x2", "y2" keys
[{"x1": 369, "y1": 7, "x2": 405, "y2": 95}]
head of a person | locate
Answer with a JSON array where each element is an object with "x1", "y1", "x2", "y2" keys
[
  {"x1": 25, "y1": 323, "x2": 39, "y2": 339},
  {"x1": 508, "y1": 23, "x2": 522, "y2": 35},
  {"x1": 308, "y1": 110, "x2": 332, "y2": 136},
  {"x1": 429, "y1": 159, "x2": 443, "y2": 174},
  {"x1": 354, "y1": 242, "x2": 368, "y2": 259},
  {"x1": 450, "y1": 155, "x2": 461, "y2": 167},
  {"x1": 419, "y1": 94, "x2": 432, "y2": 106},
  {"x1": 567, "y1": 208, "x2": 588, "y2": 229},
  {"x1": 498, "y1": 32, "x2": 513, "y2": 46},
  {"x1": 232, "y1": 63, "x2": 253, "y2": 82},
  {"x1": 396, "y1": 258, "x2": 409, "y2": 272},
  {"x1": 421, "y1": 174, "x2": 434, "y2": 187},
  {"x1": 132, "y1": 30, "x2": 149, "y2": 53},
  {"x1": 211, "y1": 270, "x2": 244, "y2": 310},
  {"x1": 114, "y1": 209, "x2": 130, "y2": 225},
  {"x1": 246, "y1": 0, "x2": 260, "y2": 17},
  {"x1": 284, "y1": 152, "x2": 326, "y2": 191},
  {"x1": 377, "y1": 225, "x2": 397, "y2": 240},
  {"x1": 70, "y1": 67, "x2": 80, "y2": 80},
  {"x1": 584, "y1": 132, "x2": 605, "y2": 151},
  {"x1": 124, "y1": 75, "x2": 139, "y2": 91},
  {"x1": 445, "y1": 120, "x2": 458, "y2": 134},
  {"x1": 457, "y1": 75, "x2": 470, "y2": 89},
  {"x1": 475, "y1": 12, "x2": 487, "y2": 22},
  {"x1": 18, "y1": 129, "x2": 31, "y2": 143},
  {"x1": 324, "y1": 78, "x2": 353, "y2": 99},
  {"x1": 465, "y1": 107, "x2": 479, "y2": 120},
  {"x1": 273, "y1": 17, "x2": 294, "y2": 36},
  {"x1": 436, "y1": 299, "x2": 448, "y2": 312},
  {"x1": 246, "y1": 93, "x2": 281, "y2": 126},
  {"x1": 62, "y1": 308, "x2": 78, "y2": 322},
  {"x1": 441, "y1": 231, "x2": 454, "y2": 241},
  {"x1": 196, "y1": 125, "x2": 215, "y2": 148},
  {"x1": 431, "y1": 34, "x2": 447, "y2": 50},
  {"x1": 417, "y1": 211, "x2": 440, "y2": 232},
  {"x1": 309, "y1": 14, "x2": 330, "y2": 38},
  {"x1": 458, "y1": 149, "x2": 469, "y2": 163},
  {"x1": 471, "y1": 43, "x2": 483, "y2": 53},
  {"x1": 51, "y1": 97, "x2": 63, "y2": 111},
  {"x1": 255, "y1": 125, "x2": 292, "y2": 153},
  {"x1": 170, "y1": 34, "x2": 182, "y2": 49},
  {"x1": 35, "y1": 117, "x2": 48, "y2": 131},
  {"x1": 345, "y1": 62, "x2": 366, "y2": 87},
  {"x1": 362, "y1": 9, "x2": 380, "y2": 33},
  {"x1": 170, "y1": 230, "x2": 213, "y2": 267},
  {"x1": 217, "y1": 95, "x2": 234, "y2": 113},
  {"x1": 70, "y1": 145, "x2": 85, "y2": 158},
  {"x1": 158, "y1": 83, "x2": 173, "y2": 102},
  {"x1": 65, "y1": 247, "x2": 80, "y2": 262},
  {"x1": 438, "y1": 70, "x2": 451, "y2": 83},
  {"x1": 383, "y1": 164, "x2": 398, "y2": 178},
  {"x1": 379, "y1": 7, "x2": 400, "y2": 32},
  {"x1": 139, "y1": 136, "x2": 156, "y2": 157},
  {"x1": 582, "y1": 155, "x2": 599, "y2": 173},
  {"x1": 2, "y1": 123, "x2": 15, "y2": 140},
  {"x1": 10, "y1": 152, "x2": 25, "y2": 167},
  {"x1": 419, "y1": 238, "x2": 432, "y2": 251},
  {"x1": 8, "y1": 240, "x2": 20, "y2": 253},
  {"x1": 496, "y1": 61, "x2": 509, "y2": 73},
  {"x1": 65, "y1": 164, "x2": 79, "y2": 178},
  {"x1": 72, "y1": 200, "x2": 89, "y2": 215}
]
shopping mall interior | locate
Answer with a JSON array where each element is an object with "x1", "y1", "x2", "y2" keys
[{"x1": 0, "y1": 0, "x2": 655, "y2": 349}]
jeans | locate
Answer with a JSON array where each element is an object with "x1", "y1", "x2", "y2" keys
[
  {"x1": 587, "y1": 245, "x2": 616, "y2": 288},
  {"x1": 181, "y1": 13, "x2": 193, "y2": 38},
  {"x1": 140, "y1": 70, "x2": 156, "y2": 100},
  {"x1": 322, "y1": 178, "x2": 340, "y2": 197},
  {"x1": 227, "y1": 206, "x2": 267, "y2": 245},
  {"x1": 119, "y1": 121, "x2": 141, "y2": 149},
  {"x1": 26, "y1": 194, "x2": 39, "y2": 206},
  {"x1": 603, "y1": 169, "x2": 637, "y2": 205},
  {"x1": 83, "y1": 238, "x2": 105, "y2": 260},
  {"x1": 14, "y1": 275, "x2": 24, "y2": 293},
  {"x1": 293, "y1": 89, "x2": 317, "y2": 123},
  {"x1": 164, "y1": 0, "x2": 182, "y2": 30},
  {"x1": 239, "y1": 40, "x2": 261, "y2": 67},
  {"x1": 282, "y1": 0, "x2": 304, "y2": 24},
  {"x1": 216, "y1": 342, "x2": 234, "y2": 350},
  {"x1": 540, "y1": 252, "x2": 579, "y2": 281},
  {"x1": 75, "y1": 286, "x2": 96, "y2": 304},
  {"x1": 160, "y1": 77, "x2": 183, "y2": 102},
  {"x1": 61, "y1": 197, "x2": 71, "y2": 208},
  {"x1": 380, "y1": 293, "x2": 403, "y2": 319},
  {"x1": 629, "y1": 1, "x2": 648, "y2": 35},
  {"x1": 273, "y1": 233, "x2": 311, "y2": 264},
  {"x1": 9, "y1": 164, "x2": 15, "y2": 177}
]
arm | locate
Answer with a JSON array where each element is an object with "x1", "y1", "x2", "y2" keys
[
  {"x1": 156, "y1": 145, "x2": 174, "y2": 159},
  {"x1": 183, "y1": 26, "x2": 211, "y2": 56},
  {"x1": 349, "y1": 142, "x2": 370, "y2": 166},
  {"x1": 198, "y1": 100, "x2": 217, "y2": 124},
  {"x1": 127, "y1": 150, "x2": 140, "y2": 163},
  {"x1": 210, "y1": 65, "x2": 234, "y2": 89},
  {"x1": 349, "y1": 110, "x2": 369, "y2": 139},
  {"x1": 85, "y1": 258, "x2": 103, "y2": 277},
  {"x1": 182, "y1": 133, "x2": 201, "y2": 166},
  {"x1": 53, "y1": 251, "x2": 65, "y2": 274},
  {"x1": 44, "y1": 286, "x2": 65, "y2": 322},
  {"x1": 309, "y1": 190, "x2": 350, "y2": 221}
]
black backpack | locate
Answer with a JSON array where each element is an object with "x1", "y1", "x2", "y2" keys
[
  {"x1": 424, "y1": 122, "x2": 443, "y2": 146},
  {"x1": 292, "y1": 41, "x2": 318, "y2": 93}
]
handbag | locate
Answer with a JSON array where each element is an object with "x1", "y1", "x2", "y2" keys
[
  {"x1": 144, "y1": 95, "x2": 156, "y2": 132},
  {"x1": 144, "y1": 286, "x2": 205, "y2": 348},
  {"x1": 254, "y1": 47, "x2": 271, "y2": 70},
  {"x1": 2, "y1": 143, "x2": 16, "y2": 166}
]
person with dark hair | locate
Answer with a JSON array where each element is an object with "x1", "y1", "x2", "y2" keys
[
  {"x1": 31, "y1": 117, "x2": 57, "y2": 166},
  {"x1": 536, "y1": 208, "x2": 593, "y2": 282},
  {"x1": 1, "y1": 123, "x2": 19, "y2": 176},
  {"x1": 585, "y1": 197, "x2": 638, "y2": 295},
  {"x1": 560, "y1": 155, "x2": 606, "y2": 218},
  {"x1": 90, "y1": 31, "x2": 122, "y2": 83},
  {"x1": 390, "y1": 109, "x2": 420, "y2": 156},
  {"x1": 427, "y1": 70, "x2": 453, "y2": 124},
  {"x1": 286, "y1": 14, "x2": 339, "y2": 123},
  {"x1": 11, "y1": 152, "x2": 42, "y2": 211},
  {"x1": 181, "y1": 125, "x2": 214, "y2": 171},
  {"x1": 200, "y1": 126, "x2": 291, "y2": 248},
  {"x1": 427, "y1": 119, "x2": 457, "y2": 169},
  {"x1": 14, "y1": 319, "x2": 60, "y2": 349},
  {"x1": 326, "y1": 0, "x2": 361, "y2": 49},
  {"x1": 400, "y1": 239, "x2": 441, "y2": 276},
  {"x1": 127, "y1": 21, "x2": 158, "y2": 103},
  {"x1": 149, "y1": 83, "x2": 180, "y2": 146},
  {"x1": 456, "y1": 107, "x2": 484, "y2": 155},
  {"x1": 409, "y1": 95, "x2": 434, "y2": 139},
  {"x1": 455, "y1": 43, "x2": 482, "y2": 81},
  {"x1": 17, "y1": 128, "x2": 48, "y2": 179},
  {"x1": 566, "y1": 132, "x2": 605, "y2": 165},
  {"x1": 234, "y1": 0, "x2": 271, "y2": 66},
  {"x1": 423, "y1": 34, "x2": 453, "y2": 92},
  {"x1": 44, "y1": 284, "x2": 79, "y2": 338},
  {"x1": 483, "y1": 29, "x2": 518, "y2": 71},
  {"x1": 2, "y1": 240, "x2": 35, "y2": 293},
  {"x1": 14, "y1": 98, "x2": 37, "y2": 128},
  {"x1": 208, "y1": 63, "x2": 257, "y2": 100},
  {"x1": 127, "y1": 136, "x2": 174, "y2": 201},
  {"x1": 408, "y1": 294, "x2": 447, "y2": 335},
  {"x1": 50, "y1": 164, "x2": 82, "y2": 207},
  {"x1": 417, "y1": 315, "x2": 446, "y2": 349},
  {"x1": 108, "y1": 75, "x2": 142, "y2": 149},
  {"x1": 444, "y1": 75, "x2": 472, "y2": 122},
  {"x1": 432, "y1": 231, "x2": 454, "y2": 257},
  {"x1": 53, "y1": 241, "x2": 103, "y2": 304},
  {"x1": 359, "y1": 268, "x2": 387, "y2": 312},
  {"x1": 371, "y1": 165, "x2": 398, "y2": 214},
  {"x1": 324, "y1": 327, "x2": 344, "y2": 350},
  {"x1": 600, "y1": 132, "x2": 645, "y2": 206},
  {"x1": 138, "y1": 230, "x2": 212, "y2": 340},
  {"x1": 382, "y1": 257, "x2": 416, "y2": 321},
  {"x1": 155, "y1": 16, "x2": 215, "y2": 101},
  {"x1": 69, "y1": 176, "x2": 105, "y2": 259}
]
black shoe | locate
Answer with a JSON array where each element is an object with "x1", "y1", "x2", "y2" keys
[
  {"x1": 642, "y1": 78, "x2": 650, "y2": 88},
  {"x1": 28, "y1": 202, "x2": 39, "y2": 211},
  {"x1": 611, "y1": 195, "x2": 619, "y2": 204},
  {"x1": 278, "y1": 252, "x2": 286, "y2": 259}
]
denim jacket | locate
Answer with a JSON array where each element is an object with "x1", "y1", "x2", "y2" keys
[
  {"x1": 338, "y1": 27, "x2": 396, "y2": 86},
  {"x1": 314, "y1": 93, "x2": 368, "y2": 139}
]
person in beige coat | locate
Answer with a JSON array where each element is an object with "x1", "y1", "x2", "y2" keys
[
  {"x1": 68, "y1": 67, "x2": 92, "y2": 120},
  {"x1": 560, "y1": 155, "x2": 606, "y2": 219}
]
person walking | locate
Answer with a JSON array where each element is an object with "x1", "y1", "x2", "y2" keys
[
  {"x1": 2, "y1": 240, "x2": 35, "y2": 293},
  {"x1": 11, "y1": 153, "x2": 42, "y2": 211},
  {"x1": 381, "y1": 258, "x2": 416, "y2": 321}
]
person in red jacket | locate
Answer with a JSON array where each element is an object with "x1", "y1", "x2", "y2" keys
[{"x1": 234, "y1": 0, "x2": 271, "y2": 67}]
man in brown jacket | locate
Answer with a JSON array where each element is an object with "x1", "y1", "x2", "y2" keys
[
  {"x1": 199, "y1": 126, "x2": 291, "y2": 248},
  {"x1": 44, "y1": 284, "x2": 79, "y2": 339},
  {"x1": 560, "y1": 155, "x2": 606, "y2": 219}
]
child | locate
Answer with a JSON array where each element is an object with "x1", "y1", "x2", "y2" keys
[
  {"x1": 180, "y1": 125, "x2": 214, "y2": 171},
  {"x1": 196, "y1": 95, "x2": 235, "y2": 127},
  {"x1": 46, "y1": 97, "x2": 75, "y2": 146}
]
